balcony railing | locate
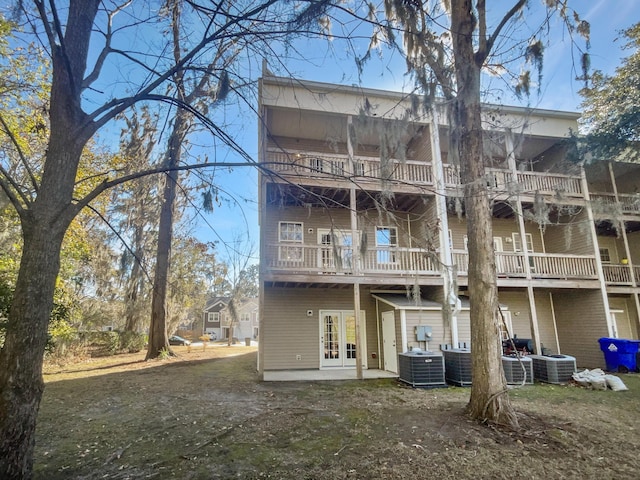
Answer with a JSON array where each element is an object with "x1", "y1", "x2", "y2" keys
[
  {"x1": 590, "y1": 192, "x2": 640, "y2": 215},
  {"x1": 451, "y1": 251, "x2": 597, "y2": 279},
  {"x1": 602, "y1": 265, "x2": 633, "y2": 284},
  {"x1": 265, "y1": 244, "x2": 440, "y2": 276},
  {"x1": 266, "y1": 150, "x2": 433, "y2": 186},
  {"x1": 267, "y1": 244, "x2": 598, "y2": 280},
  {"x1": 265, "y1": 150, "x2": 584, "y2": 198}
]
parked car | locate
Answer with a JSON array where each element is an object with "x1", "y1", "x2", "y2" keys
[
  {"x1": 208, "y1": 332, "x2": 218, "y2": 341},
  {"x1": 168, "y1": 335, "x2": 191, "y2": 346}
]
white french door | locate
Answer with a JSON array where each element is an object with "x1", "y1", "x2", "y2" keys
[
  {"x1": 320, "y1": 310, "x2": 364, "y2": 368},
  {"x1": 317, "y1": 229, "x2": 354, "y2": 270}
]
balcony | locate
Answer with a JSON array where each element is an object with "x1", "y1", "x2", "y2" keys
[
  {"x1": 265, "y1": 244, "x2": 598, "y2": 281},
  {"x1": 452, "y1": 251, "x2": 598, "y2": 280},
  {"x1": 265, "y1": 244, "x2": 440, "y2": 277},
  {"x1": 590, "y1": 192, "x2": 640, "y2": 216},
  {"x1": 265, "y1": 149, "x2": 584, "y2": 198},
  {"x1": 602, "y1": 264, "x2": 640, "y2": 286}
]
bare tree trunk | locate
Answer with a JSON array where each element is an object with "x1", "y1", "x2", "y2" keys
[
  {"x1": 146, "y1": 168, "x2": 177, "y2": 359},
  {"x1": 0, "y1": 2, "x2": 100, "y2": 474},
  {"x1": 0, "y1": 222, "x2": 65, "y2": 478},
  {"x1": 146, "y1": 105, "x2": 189, "y2": 359},
  {"x1": 450, "y1": 0, "x2": 517, "y2": 428}
]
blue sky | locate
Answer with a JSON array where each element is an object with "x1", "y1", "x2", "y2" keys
[{"x1": 196, "y1": 1, "x2": 640, "y2": 263}]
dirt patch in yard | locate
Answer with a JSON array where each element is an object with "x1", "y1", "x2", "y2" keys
[{"x1": 35, "y1": 346, "x2": 640, "y2": 479}]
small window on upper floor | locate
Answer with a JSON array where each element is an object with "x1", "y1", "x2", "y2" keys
[
  {"x1": 279, "y1": 222, "x2": 303, "y2": 243},
  {"x1": 599, "y1": 248, "x2": 611, "y2": 264}
]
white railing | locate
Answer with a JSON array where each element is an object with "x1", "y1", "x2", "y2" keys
[
  {"x1": 266, "y1": 150, "x2": 433, "y2": 186},
  {"x1": 590, "y1": 192, "x2": 640, "y2": 215},
  {"x1": 268, "y1": 244, "x2": 598, "y2": 280},
  {"x1": 266, "y1": 244, "x2": 440, "y2": 276},
  {"x1": 602, "y1": 265, "x2": 633, "y2": 284},
  {"x1": 529, "y1": 253, "x2": 598, "y2": 279},
  {"x1": 452, "y1": 250, "x2": 597, "y2": 279},
  {"x1": 442, "y1": 164, "x2": 583, "y2": 197},
  {"x1": 267, "y1": 150, "x2": 584, "y2": 198},
  {"x1": 516, "y1": 171, "x2": 583, "y2": 197}
]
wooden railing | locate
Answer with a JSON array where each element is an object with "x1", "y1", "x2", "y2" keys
[
  {"x1": 267, "y1": 244, "x2": 598, "y2": 280},
  {"x1": 451, "y1": 250, "x2": 597, "y2": 279},
  {"x1": 265, "y1": 244, "x2": 440, "y2": 276},
  {"x1": 590, "y1": 192, "x2": 640, "y2": 215},
  {"x1": 602, "y1": 265, "x2": 633, "y2": 284},
  {"x1": 266, "y1": 150, "x2": 433, "y2": 186},
  {"x1": 516, "y1": 171, "x2": 583, "y2": 197},
  {"x1": 266, "y1": 150, "x2": 584, "y2": 198}
]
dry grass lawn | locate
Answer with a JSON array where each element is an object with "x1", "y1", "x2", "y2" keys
[{"x1": 35, "y1": 345, "x2": 640, "y2": 479}]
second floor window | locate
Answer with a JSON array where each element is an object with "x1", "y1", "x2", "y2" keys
[
  {"x1": 241, "y1": 313, "x2": 250, "y2": 322},
  {"x1": 208, "y1": 312, "x2": 220, "y2": 323},
  {"x1": 279, "y1": 221, "x2": 304, "y2": 262},
  {"x1": 599, "y1": 248, "x2": 611, "y2": 264}
]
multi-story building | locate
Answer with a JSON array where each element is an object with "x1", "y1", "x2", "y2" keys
[
  {"x1": 257, "y1": 75, "x2": 640, "y2": 381},
  {"x1": 203, "y1": 297, "x2": 259, "y2": 342}
]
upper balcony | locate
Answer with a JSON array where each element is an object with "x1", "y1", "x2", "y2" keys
[
  {"x1": 590, "y1": 192, "x2": 640, "y2": 217},
  {"x1": 263, "y1": 243, "x2": 599, "y2": 284},
  {"x1": 265, "y1": 148, "x2": 585, "y2": 199}
]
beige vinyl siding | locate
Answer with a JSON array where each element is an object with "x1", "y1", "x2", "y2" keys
[
  {"x1": 498, "y1": 290, "x2": 532, "y2": 338},
  {"x1": 551, "y1": 289, "x2": 609, "y2": 368},
  {"x1": 448, "y1": 216, "x2": 544, "y2": 253},
  {"x1": 264, "y1": 206, "x2": 352, "y2": 246},
  {"x1": 533, "y1": 291, "x2": 561, "y2": 355},
  {"x1": 596, "y1": 236, "x2": 624, "y2": 264},
  {"x1": 627, "y1": 231, "x2": 640, "y2": 261},
  {"x1": 405, "y1": 310, "x2": 446, "y2": 350},
  {"x1": 407, "y1": 126, "x2": 433, "y2": 163},
  {"x1": 262, "y1": 286, "x2": 378, "y2": 371},
  {"x1": 455, "y1": 310, "x2": 471, "y2": 346},
  {"x1": 615, "y1": 168, "x2": 640, "y2": 194},
  {"x1": 543, "y1": 210, "x2": 594, "y2": 255}
]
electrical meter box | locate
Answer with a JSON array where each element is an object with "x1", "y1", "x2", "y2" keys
[{"x1": 415, "y1": 325, "x2": 433, "y2": 342}]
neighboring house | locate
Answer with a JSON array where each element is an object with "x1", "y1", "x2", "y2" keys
[
  {"x1": 203, "y1": 296, "x2": 259, "y2": 341},
  {"x1": 257, "y1": 75, "x2": 640, "y2": 381}
]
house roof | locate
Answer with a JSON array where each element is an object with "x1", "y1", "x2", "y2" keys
[
  {"x1": 203, "y1": 296, "x2": 230, "y2": 312},
  {"x1": 372, "y1": 294, "x2": 442, "y2": 310},
  {"x1": 372, "y1": 294, "x2": 506, "y2": 311}
]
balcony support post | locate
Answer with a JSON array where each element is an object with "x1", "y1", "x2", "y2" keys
[
  {"x1": 609, "y1": 163, "x2": 640, "y2": 334},
  {"x1": 506, "y1": 130, "x2": 542, "y2": 354},
  {"x1": 583, "y1": 167, "x2": 615, "y2": 336},
  {"x1": 430, "y1": 107, "x2": 459, "y2": 347},
  {"x1": 348, "y1": 115, "x2": 364, "y2": 380}
]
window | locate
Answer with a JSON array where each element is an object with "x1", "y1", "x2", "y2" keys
[
  {"x1": 241, "y1": 313, "x2": 250, "y2": 322},
  {"x1": 208, "y1": 312, "x2": 220, "y2": 323},
  {"x1": 279, "y1": 222, "x2": 304, "y2": 262},
  {"x1": 512, "y1": 233, "x2": 534, "y2": 252},
  {"x1": 376, "y1": 226, "x2": 397, "y2": 263},
  {"x1": 599, "y1": 248, "x2": 611, "y2": 264},
  {"x1": 353, "y1": 161, "x2": 365, "y2": 176}
]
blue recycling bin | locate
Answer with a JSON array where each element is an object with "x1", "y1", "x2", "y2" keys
[{"x1": 598, "y1": 337, "x2": 640, "y2": 372}]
